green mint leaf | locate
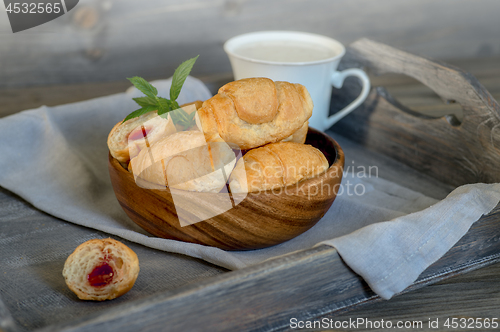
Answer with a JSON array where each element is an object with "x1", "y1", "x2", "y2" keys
[
  {"x1": 169, "y1": 107, "x2": 197, "y2": 130},
  {"x1": 170, "y1": 109, "x2": 186, "y2": 124},
  {"x1": 169, "y1": 109, "x2": 182, "y2": 125},
  {"x1": 160, "y1": 97, "x2": 178, "y2": 110},
  {"x1": 133, "y1": 96, "x2": 158, "y2": 108},
  {"x1": 170, "y1": 55, "x2": 199, "y2": 101},
  {"x1": 122, "y1": 105, "x2": 157, "y2": 123},
  {"x1": 170, "y1": 100, "x2": 180, "y2": 110},
  {"x1": 156, "y1": 97, "x2": 172, "y2": 116},
  {"x1": 127, "y1": 77, "x2": 158, "y2": 99},
  {"x1": 188, "y1": 110, "x2": 197, "y2": 121},
  {"x1": 179, "y1": 108, "x2": 191, "y2": 122}
]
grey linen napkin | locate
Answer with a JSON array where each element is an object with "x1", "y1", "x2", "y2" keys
[{"x1": 0, "y1": 77, "x2": 499, "y2": 300}]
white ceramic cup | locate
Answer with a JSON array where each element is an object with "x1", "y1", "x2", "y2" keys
[{"x1": 223, "y1": 31, "x2": 370, "y2": 131}]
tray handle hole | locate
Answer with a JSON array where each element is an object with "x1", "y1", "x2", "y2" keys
[
  {"x1": 374, "y1": 74, "x2": 464, "y2": 126},
  {"x1": 330, "y1": 74, "x2": 464, "y2": 127}
]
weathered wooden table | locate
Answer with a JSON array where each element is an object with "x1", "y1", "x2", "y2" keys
[{"x1": 0, "y1": 47, "x2": 499, "y2": 332}]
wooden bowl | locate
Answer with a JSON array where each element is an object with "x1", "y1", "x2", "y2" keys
[{"x1": 108, "y1": 128, "x2": 345, "y2": 250}]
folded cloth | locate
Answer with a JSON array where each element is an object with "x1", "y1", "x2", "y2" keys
[
  {"x1": 319, "y1": 182, "x2": 500, "y2": 299},
  {"x1": 0, "y1": 76, "x2": 498, "y2": 300}
]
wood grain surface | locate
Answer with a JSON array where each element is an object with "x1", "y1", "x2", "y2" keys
[
  {"x1": 108, "y1": 129, "x2": 345, "y2": 250},
  {"x1": 1, "y1": 0, "x2": 500, "y2": 88},
  {"x1": 0, "y1": 52, "x2": 499, "y2": 332}
]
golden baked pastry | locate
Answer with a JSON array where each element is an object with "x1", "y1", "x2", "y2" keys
[
  {"x1": 180, "y1": 100, "x2": 203, "y2": 111},
  {"x1": 197, "y1": 77, "x2": 313, "y2": 150},
  {"x1": 107, "y1": 111, "x2": 176, "y2": 164},
  {"x1": 229, "y1": 142, "x2": 328, "y2": 193},
  {"x1": 281, "y1": 121, "x2": 308, "y2": 144},
  {"x1": 62, "y1": 238, "x2": 140, "y2": 301},
  {"x1": 107, "y1": 101, "x2": 204, "y2": 164},
  {"x1": 130, "y1": 131, "x2": 236, "y2": 192}
]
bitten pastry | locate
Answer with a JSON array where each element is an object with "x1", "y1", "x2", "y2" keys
[
  {"x1": 107, "y1": 101, "x2": 204, "y2": 164},
  {"x1": 229, "y1": 142, "x2": 329, "y2": 193},
  {"x1": 62, "y1": 238, "x2": 140, "y2": 301},
  {"x1": 197, "y1": 77, "x2": 313, "y2": 149},
  {"x1": 130, "y1": 131, "x2": 236, "y2": 192},
  {"x1": 107, "y1": 111, "x2": 176, "y2": 164}
]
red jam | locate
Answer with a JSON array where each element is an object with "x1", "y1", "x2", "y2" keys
[
  {"x1": 128, "y1": 126, "x2": 151, "y2": 141},
  {"x1": 87, "y1": 262, "x2": 114, "y2": 287}
]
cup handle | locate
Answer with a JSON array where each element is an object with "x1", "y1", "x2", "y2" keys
[{"x1": 325, "y1": 68, "x2": 371, "y2": 128}]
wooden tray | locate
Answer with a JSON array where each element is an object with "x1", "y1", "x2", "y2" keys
[{"x1": 1, "y1": 39, "x2": 500, "y2": 332}]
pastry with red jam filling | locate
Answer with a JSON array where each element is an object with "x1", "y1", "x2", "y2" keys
[{"x1": 63, "y1": 238, "x2": 140, "y2": 301}]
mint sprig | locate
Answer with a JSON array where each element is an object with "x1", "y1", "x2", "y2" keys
[
  {"x1": 132, "y1": 96, "x2": 157, "y2": 107},
  {"x1": 123, "y1": 55, "x2": 199, "y2": 125},
  {"x1": 170, "y1": 56, "x2": 199, "y2": 101},
  {"x1": 130, "y1": 77, "x2": 158, "y2": 99},
  {"x1": 170, "y1": 108, "x2": 197, "y2": 130}
]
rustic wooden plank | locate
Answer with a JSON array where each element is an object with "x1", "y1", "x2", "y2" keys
[
  {"x1": 0, "y1": 81, "x2": 131, "y2": 119},
  {"x1": 382, "y1": 77, "x2": 500, "y2": 96},
  {"x1": 333, "y1": 39, "x2": 500, "y2": 187},
  {"x1": 1, "y1": 0, "x2": 500, "y2": 88},
  {"x1": 369, "y1": 57, "x2": 500, "y2": 88},
  {"x1": 0, "y1": 298, "x2": 16, "y2": 332},
  {"x1": 0, "y1": 73, "x2": 231, "y2": 119},
  {"x1": 32, "y1": 203, "x2": 500, "y2": 332},
  {"x1": 321, "y1": 263, "x2": 500, "y2": 332},
  {"x1": 369, "y1": 71, "x2": 500, "y2": 121}
]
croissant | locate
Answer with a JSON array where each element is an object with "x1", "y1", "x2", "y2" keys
[
  {"x1": 229, "y1": 142, "x2": 329, "y2": 193},
  {"x1": 281, "y1": 121, "x2": 308, "y2": 144},
  {"x1": 107, "y1": 112, "x2": 176, "y2": 164},
  {"x1": 62, "y1": 238, "x2": 140, "y2": 301},
  {"x1": 130, "y1": 130, "x2": 236, "y2": 192},
  {"x1": 108, "y1": 101, "x2": 203, "y2": 164},
  {"x1": 197, "y1": 77, "x2": 313, "y2": 150}
]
